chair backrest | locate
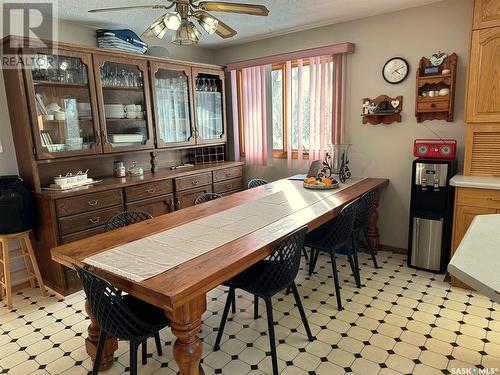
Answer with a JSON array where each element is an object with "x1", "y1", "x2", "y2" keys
[
  {"x1": 75, "y1": 266, "x2": 154, "y2": 341},
  {"x1": 354, "y1": 189, "x2": 377, "y2": 231},
  {"x1": 194, "y1": 192, "x2": 222, "y2": 205},
  {"x1": 246, "y1": 226, "x2": 308, "y2": 296},
  {"x1": 248, "y1": 178, "x2": 268, "y2": 189},
  {"x1": 322, "y1": 199, "x2": 360, "y2": 249},
  {"x1": 105, "y1": 211, "x2": 152, "y2": 232}
]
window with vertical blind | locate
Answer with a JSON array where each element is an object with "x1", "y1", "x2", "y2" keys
[{"x1": 228, "y1": 43, "x2": 351, "y2": 166}]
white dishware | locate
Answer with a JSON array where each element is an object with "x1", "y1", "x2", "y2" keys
[
  {"x1": 126, "y1": 111, "x2": 137, "y2": 119},
  {"x1": 125, "y1": 104, "x2": 136, "y2": 112},
  {"x1": 442, "y1": 69, "x2": 451, "y2": 75},
  {"x1": 136, "y1": 111, "x2": 144, "y2": 119},
  {"x1": 46, "y1": 102, "x2": 62, "y2": 114},
  {"x1": 54, "y1": 175, "x2": 68, "y2": 185},
  {"x1": 422, "y1": 92, "x2": 428, "y2": 97},
  {"x1": 42, "y1": 114, "x2": 54, "y2": 121},
  {"x1": 76, "y1": 171, "x2": 88, "y2": 181},
  {"x1": 439, "y1": 88, "x2": 450, "y2": 96},
  {"x1": 135, "y1": 105, "x2": 142, "y2": 112},
  {"x1": 428, "y1": 91, "x2": 436, "y2": 97},
  {"x1": 66, "y1": 174, "x2": 77, "y2": 183},
  {"x1": 55, "y1": 111, "x2": 66, "y2": 120}
]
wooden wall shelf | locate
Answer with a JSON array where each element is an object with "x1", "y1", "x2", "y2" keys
[
  {"x1": 362, "y1": 95, "x2": 403, "y2": 125},
  {"x1": 415, "y1": 52, "x2": 457, "y2": 123}
]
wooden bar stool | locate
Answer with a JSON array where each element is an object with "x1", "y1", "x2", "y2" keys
[{"x1": 0, "y1": 230, "x2": 46, "y2": 309}]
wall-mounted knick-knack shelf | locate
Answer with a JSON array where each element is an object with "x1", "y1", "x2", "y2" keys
[
  {"x1": 415, "y1": 52, "x2": 457, "y2": 123},
  {"x1": 362, "y1": 95, "x2": 403, "y2": 125}
]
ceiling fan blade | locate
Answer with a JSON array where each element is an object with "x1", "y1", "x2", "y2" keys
[
  {"x1": 213, "y1": 18, "x2": 237, "y2": 39},
  {"x1": 88, "y1": 4, "x2": 168, "y2": 13},
  {"x1": 197, "y1": 1, "x2": 269, "y2": 16}
]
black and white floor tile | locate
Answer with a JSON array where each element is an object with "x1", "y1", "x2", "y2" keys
[{"x1": 1, "y1": 251, "x2": 499, "y2": 374}]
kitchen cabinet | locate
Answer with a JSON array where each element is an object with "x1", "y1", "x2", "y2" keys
[
  {"x1": 150, "y1": 62, "x2": 196, "y2": 148},
  {"x1": 23, "y1": 49, "x2": 102, "y2": 159},
  {"x1": 473, "y1": 0, "x2": 500, "y2": 29},
  {"x1": 451, "y1": 187, "x2": 500, "y2": 288},
  {"x1": 466, "y1": 27, "x2": 500, "y2": 123},
  {"x1": 192, "y1": 68, "x2": 227, "y2": 144},
  {"x1": 93, "y1": 54, "x2": 155, "y2": 153}
]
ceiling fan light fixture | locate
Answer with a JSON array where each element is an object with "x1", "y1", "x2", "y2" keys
[
  {"x1": 163, "y1": 12, "x2": 181, "y2": 31},
  {"x1": 196, "y1": 13, "x2": 219, "y2": 35},
  {"x1": 171, "y1": 20, "x2": 200, "y2": 45}
]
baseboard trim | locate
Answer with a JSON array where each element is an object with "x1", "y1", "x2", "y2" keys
[{"x1": 379, "y1": 244, "x2": 407, "y2": 254}]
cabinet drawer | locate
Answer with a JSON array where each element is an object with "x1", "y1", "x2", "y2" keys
[
  {"x1": 61, "y1": 226, "x2": 106, "y2": 244},
  {"x1": 126, "y1": 194, "x2": 175, "y2": 217},
  {"x1": 213, "y1": 166, "x2": 243, "y2": 182},
  {"x1": 213, "y1": 177, "x2": 244, "y2": 194},
  {"x1": 416, "y1": 100, "x2": 449, "y2": 112},
  {"x1": 457, "y1": 187, "x2": 500, "y2": 209},
  {"x1": 59, "y1": 206, "x2": 123, "y2": 235},
  {"x1": 175, "y1": 172, "x2": 212, "y2": 192},
  {"x1": 176, "y1": 186, "x2": 213, "y2": 210},
  {"x1": 56, "y1": 189, "x2": 123, "y2": 217},
  {"x1": 125, "y1": 179, "x2": 173, "y2": 202}
]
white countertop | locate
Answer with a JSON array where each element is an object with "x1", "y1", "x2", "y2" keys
[
  {"x1": 450, "y1": 174, "x2": 500, "y2": 190},
  {"x1": 448, "y1": 214, "x2": 500, "y2": 303}
]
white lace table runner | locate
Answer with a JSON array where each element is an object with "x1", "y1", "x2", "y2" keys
[{"x1": 84, "y1": 178, "x2": 365, "y2": 281}]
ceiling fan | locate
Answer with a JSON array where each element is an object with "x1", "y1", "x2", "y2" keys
[{"x1": 88, "y1": 1, "x2": 269, "y2": 45}]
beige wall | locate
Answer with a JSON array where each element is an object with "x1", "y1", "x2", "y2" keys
[
  {"x1": 0, "y1": 17, "x2": 213, "y2": 175},
  {"x1": 214, "y1": 0, "x2": 473, "y2": 250}
]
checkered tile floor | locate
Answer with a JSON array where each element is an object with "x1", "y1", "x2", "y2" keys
[{"x1": 1, "y1": 251, "x2": 499, "y2": 375}]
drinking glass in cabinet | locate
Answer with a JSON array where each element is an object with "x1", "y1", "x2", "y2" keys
[
  {"x1": 195, "y1": 76, "x2": 223, "y2": 141},
  {"x1": 154, "y1": 68, "x2": 193, "y2": 144},
  {"x1": 100, "y1": 61, "x2": 148, "y2": 148},
  {"x1": 31, "y1": 54, "x2": 97, "y2": 153}
]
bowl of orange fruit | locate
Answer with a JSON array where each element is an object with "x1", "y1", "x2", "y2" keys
[{"x1": 303, "y1": 177, "x2": 339, "y2": 190}]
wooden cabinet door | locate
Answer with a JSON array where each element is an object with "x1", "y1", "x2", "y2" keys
[
  {"x1": 93, "y1": 54, "x2": 154, "y2": 153},
  {"x1": 126, "y1": 194, "x2": 175, "y2": 217},
  {"x1": 150, "y1": 62, "x2": 196, "y2": 148},
  {"x1": 191, "y1": 67, "x2": 227, "y2": 145},
  {"x1": 452, "y1": 205, "x2": 497, "y2": 253},
  {"x1": 176, "y1": 185, "x2": 213, "y2": 210},
  {"x1": 22, "y1": 48, "x2": 102, "y2": 159},
  {"x1": 473, "y1": 0, "x2": 500, "y2": 29},
  {"x1": 466, "y1": 28, "x2": 500, "y2": 122}
]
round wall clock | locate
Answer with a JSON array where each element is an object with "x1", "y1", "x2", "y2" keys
[{"x1": 382, "y1": 57, "x2": 409, "y2": 84}]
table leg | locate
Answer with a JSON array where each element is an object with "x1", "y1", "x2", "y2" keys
[
  {"x1": 85, "y1": 300, "x2": 118, "y2": 370},
  {"x1": 366, "y1": 190, "x2": 381, "y2": 254},
  {"x1": 169, "y1": 294, "x2": 207, "y2": 375}
]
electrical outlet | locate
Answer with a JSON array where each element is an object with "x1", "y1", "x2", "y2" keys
[{"x1": 0, "y1": 138, "x2": 3, "y2": 153}]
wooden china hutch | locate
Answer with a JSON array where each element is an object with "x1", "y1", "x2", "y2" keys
[{"x1": 2, "y1": 35, "x2": 243, "y2": 295}]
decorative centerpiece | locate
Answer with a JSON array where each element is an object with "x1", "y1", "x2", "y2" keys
[{"x1": 318, "y1": 144, "x2": 352, "y2": 183}]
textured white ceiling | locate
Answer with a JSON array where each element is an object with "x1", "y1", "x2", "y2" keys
[{"x1": 53, "y1": 0, "x2": 445, "y2": 47}]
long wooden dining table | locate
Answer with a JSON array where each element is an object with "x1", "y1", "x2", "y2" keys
[{"x1": 51, "y1": 177, "x2": 388, "y2": 375}]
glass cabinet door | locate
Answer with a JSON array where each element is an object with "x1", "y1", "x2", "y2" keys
[
  {"x1": 150, "y1": 63, "x2": 195, "y2": 148},
  {"x1": 93, "y1": 55, "x2": 154, "y2": 152},
  {"x1": 193, "y1": 69, "x2": 226, "y2": 144},
  {"x1": 25, "y1": 50, "x2": 101, "y2": 159}
]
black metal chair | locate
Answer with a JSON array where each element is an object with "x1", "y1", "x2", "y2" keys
[
  {"x1": 352, "y1": 189, "x2": 379, "y2": 270},
  {"x1": 105, "y1": 211, "x2": 153, "y2": 232},
  {"x1": 213, "y1": 226, "x2": 314, "y2": 375},
  {"x1": 75, "y1": 266, "x2": 169, "y2": 375},
  {"x1": 305, "y1": 200, "x2": 360, "y2": 311},
  {"x1": 247, "y1": 178, "x2": 268, "y2": 189},
  {"x1": 194, "y1": 192, "x2": 222, "y2": 205}
]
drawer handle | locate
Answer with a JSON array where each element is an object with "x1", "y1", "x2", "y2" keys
[
  {"x1": 146, "y1": 188, "x2": 156, "y2": 194},
  {"x1": 88, "y1": 199, "x2": 99, "y2": 206},
  {"x1": 89, "y1": 217, "x2": 101, "y2": 224},
  {"x1": 192, "y1": 180, "x2": 199, "y2": 185},
  {"x1": 227, "y1": 184, "x2": 233, "y2": 189},
  {"x1": 430, "y1": 103, "x2": 436, "y2": 108},
  {"x1": 488, "y1": 197, "x2": 500, "y2": 202},
  {"x1": 225, "y1": 173, "x2": 232, "y2": 177}
]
